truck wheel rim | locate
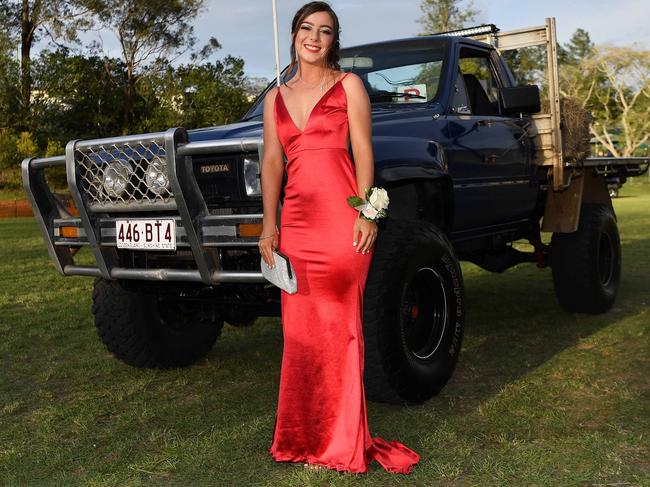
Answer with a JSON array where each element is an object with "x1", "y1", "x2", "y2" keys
[
  {"x1": 598, "y1": 232, "x2": 614, "y2": 286},
  {"x1": 401, "y1": 266, "x2": 447, "y2": 360}
]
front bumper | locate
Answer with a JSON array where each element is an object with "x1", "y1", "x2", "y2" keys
[{"x1": 22, "y1": 128, "x2": 268, "y2": 284}]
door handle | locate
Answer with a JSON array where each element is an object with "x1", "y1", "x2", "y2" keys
[{"x1": 484, "y1": 155, "x2": 497, "y2": 164}]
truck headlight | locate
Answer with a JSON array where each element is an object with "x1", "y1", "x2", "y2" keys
[
  {"x1": 244, "y1": 157, "x2": 261, "y2": 196},
  {"x1": 145, "y1": 159, "x2": 170, "y2": 196},
  {"x1": 102, "y1": 160, "x2": 133, "y2": 198}
]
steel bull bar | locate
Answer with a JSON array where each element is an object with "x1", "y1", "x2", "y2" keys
[{"x1": 22, "y1": 127, "x2": 267, "y2": 284}]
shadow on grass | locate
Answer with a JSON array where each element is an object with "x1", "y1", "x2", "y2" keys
[
  {"x1": 409, "y1": 236, "x2": 649, "y2": 416},
  {"x1": 207, "y1": 237, "x2": 649, "y2": 420},
  {"x1": 157, "y1": 241, "x2": 644, "y2": 482}
]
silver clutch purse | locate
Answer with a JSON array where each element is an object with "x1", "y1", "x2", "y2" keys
[{"x1": 261, "y1": 249, "x2": 298, "y2": 294}]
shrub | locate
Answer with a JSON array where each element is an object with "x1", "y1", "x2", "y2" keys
[
  {"x1": 0, "y1": 132, "x2": 44, "y2": 189},
  {"x1": 0, "y1": 129, "x2": 18, "y2": 171},
  {"x1": 0, "y1": 168, "x2": 23, "y2": 189},
  {"x1": 45, "y1": 139, "x2": 68, "y2": 189},
  {"x1": 16, "y1": 132, "x2": 39, "y2": 160}
]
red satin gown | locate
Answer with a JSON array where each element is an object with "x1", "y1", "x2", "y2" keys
[{"x1": 268, "y1": 72, "x2": 420, "y2": 474}]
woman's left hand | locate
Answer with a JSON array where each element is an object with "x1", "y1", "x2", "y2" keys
[{"x1": 353, "y1": 216, "x2": 378, "y2": 254}]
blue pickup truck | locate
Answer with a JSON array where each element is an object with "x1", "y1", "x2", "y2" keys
[{"x1": 23, "y1": 19, "x2": 648, "y2": 404}]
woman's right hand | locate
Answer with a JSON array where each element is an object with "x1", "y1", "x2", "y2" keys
[{"x1": 259, "y1": 227, "x2": 279, "y2": 268}]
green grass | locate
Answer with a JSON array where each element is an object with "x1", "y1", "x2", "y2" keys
[
  {"x1": 0, "y1": 188, "x2": 28, "y2": 200},
  {"x1": 1, "y1": 182, "x2": 648, "y2": 486}
]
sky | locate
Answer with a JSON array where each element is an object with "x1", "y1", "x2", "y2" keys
[{"x1": 77, "y1": 0, "x2": 650, "y2": 81}]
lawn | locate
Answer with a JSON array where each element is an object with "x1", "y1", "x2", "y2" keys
[
  {"x1": 1, "y1": 182, "x2": 648, "y2": 486},
  {"x1": 0, "y1": 188, "x2": 29, "y2": 201}
]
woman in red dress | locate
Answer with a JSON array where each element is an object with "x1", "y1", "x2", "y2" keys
[{"x1": 258, "y1": 1, "x2": 420, "y2": 475}]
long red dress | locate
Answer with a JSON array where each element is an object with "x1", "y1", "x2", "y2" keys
[{"x1": 268, "y1": 72, "x2": 420, "y2": 474}]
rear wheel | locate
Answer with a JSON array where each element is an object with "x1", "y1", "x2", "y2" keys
[
  {"x1": 550, "y1": 203, "x2": 621, "y2": 314},
  {"x1": 363, "y1": 219, "x2": 465, "y2": 404},
  {"x1": 92, "y1": 278, "x2": 223, "y2": 368}
]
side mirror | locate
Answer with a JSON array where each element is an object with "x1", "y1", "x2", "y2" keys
[{"x1": 499, "y1": 85, "x2": 541, "y2": 116}]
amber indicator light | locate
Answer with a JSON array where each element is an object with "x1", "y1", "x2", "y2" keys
[
  {"x1": 60, "y1": 226, "x2": 79, "y2": 239},
  {"x1": 238, "y1": 223, "x2": 263, "y2": 237}
]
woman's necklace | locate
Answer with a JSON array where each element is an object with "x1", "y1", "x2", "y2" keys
[{"x1": 297, "y1": 70, "x2": 331, "y2": 91}]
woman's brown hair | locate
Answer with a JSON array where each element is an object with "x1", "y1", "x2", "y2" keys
[{"x1": 285, "y1": 1, "x2": 341, "y2": 83}]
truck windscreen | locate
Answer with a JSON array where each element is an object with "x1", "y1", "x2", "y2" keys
[{"x1": 241, "y1": 38, "x2": 449, "y2": 121}]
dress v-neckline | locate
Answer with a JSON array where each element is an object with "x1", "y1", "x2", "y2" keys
[{"x1": 277, "y1": 73, "x2": 347, "y2": 134}]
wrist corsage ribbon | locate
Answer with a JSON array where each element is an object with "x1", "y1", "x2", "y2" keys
[{"x1": 347, "y1": 186, "x2": 389, "y2": 222}]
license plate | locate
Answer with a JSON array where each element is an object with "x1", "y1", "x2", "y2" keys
[{"x1": 116, "y1": 219, "x2": 176, "y2": 251}]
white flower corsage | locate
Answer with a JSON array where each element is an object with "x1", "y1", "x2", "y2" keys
[{"x1": 347, "y1": 186, "x2": 389, "y2": 221}]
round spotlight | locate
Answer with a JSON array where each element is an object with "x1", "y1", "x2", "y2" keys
[
  {"x1": 102, "y1": 160, "x2": 133, "y2": 198},
  {"x1": 243, "y1": 157, "x2": 261, "y2": 196},
  {"x1": 145, "y1": 159, "x2": 170, "y2": 196}
]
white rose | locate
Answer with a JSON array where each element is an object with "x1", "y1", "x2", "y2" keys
[
  {"x1": 362, "y1": 204, "x2": 379, "y2": 219},
  {"x1": 369, "y1": 187, "x2": 389, "y2": 210}
]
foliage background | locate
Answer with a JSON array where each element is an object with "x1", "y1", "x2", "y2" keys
[
  {"x1": 0, "y1": 2, "x2": 648, "y2": 484},
  {"x1": 0, "y1": 0, "x2": 254, "y2": 189},
  {"x1": 1, "y1": 0, "x2": 648, "y2": 190}
]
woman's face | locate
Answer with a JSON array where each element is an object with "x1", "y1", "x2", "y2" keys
[{"x1": 294, "y1": 11, "x2": 335, "y2": 66}]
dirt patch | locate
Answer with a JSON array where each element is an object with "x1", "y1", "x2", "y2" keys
[
  {"x1": 0, "y1": 199, "x2": 33, "y2": 218},
  {"x1": 0, "y1": 193, "x2": 78, "y2": 218}
]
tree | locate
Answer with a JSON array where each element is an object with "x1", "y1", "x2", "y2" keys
[
  {"x1": 136, "y1": 54, "x2": 250, "y2": 133},
  {"x1": 559, "y1": 28, "x2": 594, "y2": 66},
  {"x1": 501, "y1": 47, "x2": 546, "y2": 86},
  {"x1": 587, "y1": 46, "x2": 650, "y2": 157},
  {"x1": 562, "y1": 45, "x2": 650, "y2": 157},
  {"x1": 80, "y1": 0, "x2": 206, "y2": 132},
  {"x1": 0, "y1": 31, "x2": 21, "y2": 129},
  {"x1": 504, "y1": 29, "x2": 593, "y2": 89},
  {"x1": 417, "y1": 0, "x2": 478, "y2": 35},
  {"x1": 558, "y1": 30, "x2": 600, "y2": 111},
  {"x1": 243, "y1": 76, "x2": 271, "y2": 99},
  {"x1": 31, "y1": 48, "x2": 128, "y2": 143},
  {"x1": 0, "y1": 0, "x2": 91, "y2": 118}
]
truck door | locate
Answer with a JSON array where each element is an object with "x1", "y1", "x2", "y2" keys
[{"x1": 443, "y1": 44, "x2": 537, "y2": 233}]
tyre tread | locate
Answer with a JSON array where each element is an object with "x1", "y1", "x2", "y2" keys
[
  {"x1": 92, "y1": 278, "x2": 223, "y2": 368},
  {"x1": 550, "y1": 204, "x2": 621, "y2": 314},
  {"x1": 363, "y1": 219, "x2": 464, "y2": 404}
]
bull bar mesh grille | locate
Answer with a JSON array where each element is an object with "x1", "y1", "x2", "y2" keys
[
  {"x1": 75, "y1": 135, "x2": 176, "y2": 212},
  {"x1": 23, "y1": 128, "x2": 269, "y2": 284}
]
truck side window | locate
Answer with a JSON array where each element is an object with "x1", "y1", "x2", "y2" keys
[
  {"x1": 458, "y1": 47, "x2": 501, "y2": 116},
  {"x1": 450, "y1": 72, "x2": 471, "y2": 115},
  {"x1": 366, "y1": 61, "x2": 442, "y2": 104}
]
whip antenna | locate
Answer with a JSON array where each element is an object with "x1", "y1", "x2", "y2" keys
[{"x1": 272, "y1": 0, "x2": 281, "y2": 86}]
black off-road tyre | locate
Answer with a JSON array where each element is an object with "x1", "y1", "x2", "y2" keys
[
  {"x1": 92, "y1": 278, "x2": 223, "y2": 368},
  {"x1": 363, "y1": 219, "x2": 465, "y2": 404},
  {"x1": 550, "y1": 203, "x2": 621, "y2": 314}
]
